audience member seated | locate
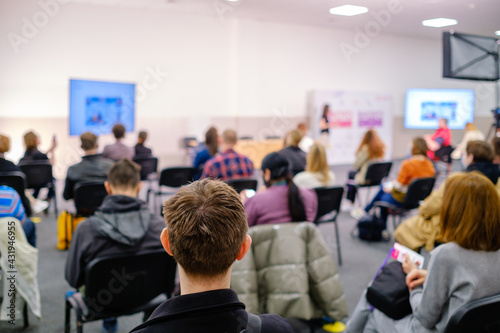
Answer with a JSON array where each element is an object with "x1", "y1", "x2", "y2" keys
[
  {"x1": 63, "y1": 132, "x2": 114, "y2": 201},
  {"x1": 395, "y1": 140, "x2": 500, "y2": 252},
  {"x1": 346, "y1": 172, "x2": 500, "y2": 333},
  {"x1": 297, "y1": 123, "x2": 314, "y2": 153},
  {"x1": 243, "y1": 152, "x2": 317, "y2": 227},
  {"x1": 193, "y1": 126, "x2": 218, "y2": 180},
  {"x1": 19, "y1": 130, "x2": 57, "y2": 165},
  {"x1": 102, "y1": 124, "x2": 134, "y2": 161},
  {"x1": 492, "y1": 137, "x2": 500, "y2": 164},
  {"x1": 0, "y1": 185, "x2": 37, "y2": 247},
  {"x1": 278, "y1": 129, "x2": 307, "y2": 175},
  {"x1": 424, "y1": 118, "x2": 452, "y2": 163},
  {"x1": 362, "y1": 137, "x2": 435, "y2": 230},
  {"x1": 202, "y1": 129, "x2": 254, "y2": 180},
  {"x1": 131, "y1": 179, "x2": 293, "y2": 332},
  {"x1": 231, "y1": 222, "x2": 348, "y2": 323},
  {"x1": 294, "y1": 143, "x2": 335, "y2": 188},
  {"x1": 19, "y1": 130, "x2": 57, "y2": 200},
  {"x1": 350, "y1": 129, "x2": 386, "y2": 184},
  {"x1": 65, "y1": 159, "x2": 164, "y2": 333},
  {"x1": 451, "y1": 122, "x2": 484, "y2": 161},
  {"x1": 0, "y1": 134, "x2": 21, "y2": 172},
  {"x1": 134, "y1": 130, "x2": 152, "y2": 156}
]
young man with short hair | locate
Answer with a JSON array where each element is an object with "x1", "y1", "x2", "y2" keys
[
  {"x1": 135, "y1": 130, "x2": 153, "y2": 156},
  {"x1": 102, "y1": 124, "x2": 134, "y2": 161},
  {"x1": 63, "y1": 132, "x2": 114, "y2": 200},
  {"x1": 201, "y1": 129, "x2": 254, "y2": 180},
  {"x1": 65, "y1": 159, "x2": 164, "y2": 333},
  {"x1": 131, "y1": 179, "x2": 293, "y2": 332}
]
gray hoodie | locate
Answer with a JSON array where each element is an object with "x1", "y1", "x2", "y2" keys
[{"x1": 65, "y1": 195, "x2": 165, "y2": 288}]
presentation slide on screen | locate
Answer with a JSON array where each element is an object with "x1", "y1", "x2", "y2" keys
[
  {"x1": 69, "y1": 79, "x2": 135, "y2": 136},
  {"x1": 405, "y1": 89, "x2": 474, "y2": 130}
]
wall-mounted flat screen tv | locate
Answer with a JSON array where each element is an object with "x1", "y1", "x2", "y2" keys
[
  {"x1": 404, "y1": 88, "x2": 474, "y2": 129},
  {"x1": 69, "y1": 79, "x2": 135, "y2": 136}
]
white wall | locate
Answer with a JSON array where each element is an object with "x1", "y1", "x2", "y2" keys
[{"x1": 1, "y1": 0, "x2": 497, "y2": 175}]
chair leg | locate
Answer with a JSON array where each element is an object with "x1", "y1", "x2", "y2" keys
[
  {"x1": 53, "y1": 185, "x2": 58, "y2": 217},
  {"x1": 23, "y1": 301, "x2": 29, "y2": 328},
  {"x1": 334, "y1": 220, "x2": 342, "y2": 266},
  {"x1": 76, "y1": 313, "x2": 83, "y2": 333},
  {"x1": 64, "y1": 299, "x2": 71, "y2": 333}
]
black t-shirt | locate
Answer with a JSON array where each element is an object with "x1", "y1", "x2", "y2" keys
[
  {"x1": 0, "y1": 158, "x2": 21, "y2": 172},
  {"x1": 19, "y1": 148, "x2": 49, "y2": 164}
]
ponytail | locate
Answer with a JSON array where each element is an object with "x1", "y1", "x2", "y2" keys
[{"x1": 286, "y1": 173, "x2": 307, "y2": 222}]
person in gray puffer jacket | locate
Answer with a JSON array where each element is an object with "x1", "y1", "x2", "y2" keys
[
  {"x1": 231, "y1": 222, "x2": 349, "y2": 322},
  {"x1": 65, "y1": 158, "x2": 164, "y2": 290}
]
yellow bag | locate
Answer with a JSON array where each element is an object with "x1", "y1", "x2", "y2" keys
[{"x1": 57, "y1": 211, "x2": 86, "y2": 250}]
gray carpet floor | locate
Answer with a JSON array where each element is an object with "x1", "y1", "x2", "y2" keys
[{"x1": 0, "y1": 161, "x2": 456, "y2": 332}]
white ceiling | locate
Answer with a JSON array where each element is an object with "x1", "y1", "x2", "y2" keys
[{"x1": 67, "y1": 0, "x2": 500, "y2": 40}]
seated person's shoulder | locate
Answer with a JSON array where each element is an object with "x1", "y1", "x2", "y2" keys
[{"x1": 260, "y1": 314, "x2": 294, "y2": 332}]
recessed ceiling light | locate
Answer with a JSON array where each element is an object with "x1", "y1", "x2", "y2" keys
[
  {"x1": 495, "y1": 31, "x2": 500, "y2": 36},
  {"x1": 422, "y1": 18, "x2": 458, "y2": 28},
  {"x1": 329, "y1": 5, "x2": 369, "y2": 17}
]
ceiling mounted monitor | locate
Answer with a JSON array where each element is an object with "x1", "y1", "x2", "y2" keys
[{"x1": 443, "y1": 31, "x2": 500, "y2": 81}]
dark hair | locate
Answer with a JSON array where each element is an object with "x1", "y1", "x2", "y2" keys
[
  {"x1": 108, "y1": 159, "x2": 141, "y2": 189},
  {"x1": 411, "y1": 137, "x2": 428, "y2": 156},
  {"x1": 261, "y1": 152, "x2": 306, "y2": 222},
  {"x1": 80, "y1": 132, "x2": 97, "y2": 151},
  {"x1": 112, "y1": 124, "x2": 126, "y2": 139},
  {"x1": 163, "y1": 179, "x2": 248, "y2": 277},
  {"x1": 466, "y1": 140, "x2": 495, "y2": 163},
  {"x1": 138, "y1": 131, "x2": 147, "y2": 141},
  {"x1": 490, "y1": 137, "x2": 500, "y2": 158},
  {"x1": 205, "y1": 127, "x2": 218, "y2": 156},
  {"x1": 322, "y1": 104, "x2": 329, "y2": 118}
]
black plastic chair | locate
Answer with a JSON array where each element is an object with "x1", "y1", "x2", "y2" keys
[
  {"x1": 0, "y1": 171, "x2": 32, "y2": 216},
  {"x1": 133, "y1": 156, "x2": 158, "y2": 204},
  {"x1": 314, "y1": 186, "x2": 344, "y2": 266},
  {"x1": 154, "y1": 167, "x2": 195, "y2": 214},
  {"x1": 239, "y1": 136, "x2": 253, "y2": 140},
  {"x1": 19, "y1": 161, "x2": 57, "y2": 216},
  {"x1": 73, "y1": 181, "x2": 108, "y2": 217},
  {"x1": 444, "y1": 293, "x2": 500, "y2": 333},
  {"x1": 64, "y1": 249, "x2": 177, "y2": 333},
  {"x1": 225, "y1": 179, "x2": 258, "y2": 194},
  {"x1": 374, "y1": 177, "x2": 436, "y2": 230},
  {"x1": 354, "y1": 162, "x2": 393, "y2": 206}
]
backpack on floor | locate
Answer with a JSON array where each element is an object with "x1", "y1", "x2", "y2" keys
[
  {"x1": 353, "y1": 213, "x2": 385, "y2": 241},
  {"x1": 57, "y1": 211, "x2": 86, "y2": 250}
]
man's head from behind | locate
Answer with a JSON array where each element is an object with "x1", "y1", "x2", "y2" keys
[
  {"x1": 161, "y1": 179, "x2": 251, "y2": 280},
  {"x1": 138, "y1": 131, "x2": 147, "y2": 144},
  {"x1": 465, "y1": 140, "x2": 494, "y2": 165},
  {"x1": 220, "y1": 129, "x2": 238, "y2": 150},
  {"x1": 112, "y1": 124, "x2": 126, "y2": 140},
  {"x1": 105, "y1": 159, "x2": 142, "y2": 197},
  {"x1": 80, "y1": 132, "x2": 98, "y2": 154}
]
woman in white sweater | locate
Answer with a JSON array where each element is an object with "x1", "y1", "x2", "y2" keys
[
  {"x1": 451, "y1": 122, "x2": 485, "y2": 160},
  {"x1": 293, "y1": 143, "x2": 335, "y2": 188},
  {"x1": 346, "y1": 172, "x2": 500, "y2": 333}
]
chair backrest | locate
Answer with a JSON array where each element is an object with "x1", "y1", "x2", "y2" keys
[
  {"x1": 401, "y1": 177, "x2": 436, "y2": 210},
  {"x1": 73, "y1": 181, "x2": 107, "y2": 217},
  {"x1": 0, "y1": 172, "x2": 32, "y2": 217},
  {"x1": 85, "y1": 249, "x2": 177, "y2": 316},
  {"x1": 444, "y1": 293, "x2": 500, "y2": 333},
  {"x1": 159, "y1": 167, "x2": 195, "y2": 188},
  {"x1": 132, "y1": 156, "x2": 158, "y2": 181},
  {"x1": 314, "y1": 186, "x2": 344, "y2": 222},
  {"x1": 364, "y1": 162, "x2": 393, "y2": 186},
  {"x1": 225, "y1": 179, "x2": 258, "y2": 194},
  {"x1": 18, "y1": 161, "x2": 53, "y2": 189}
]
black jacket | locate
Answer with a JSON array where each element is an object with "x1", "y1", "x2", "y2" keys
[
  {"x1": 130, "y1": 289, "x2": 293, "y2": 333},
  {"x1": 63, "y1": 154, "x2": 114, "y2": 200},
  {"x1": 65, "y1": 195, "x2": 164, "y2": 288},
  {"x1": 466, "y1": 162, "x2": 499, "y2": 185}
]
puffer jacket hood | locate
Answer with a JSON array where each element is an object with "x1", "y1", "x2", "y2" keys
[{"x1": 91, "y1": 195, "x2": 152, "y2": 246}]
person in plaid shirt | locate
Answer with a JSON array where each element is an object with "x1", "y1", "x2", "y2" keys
[{"x1": 202, "y1": 129, "x2": 254, "y2": 180}]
